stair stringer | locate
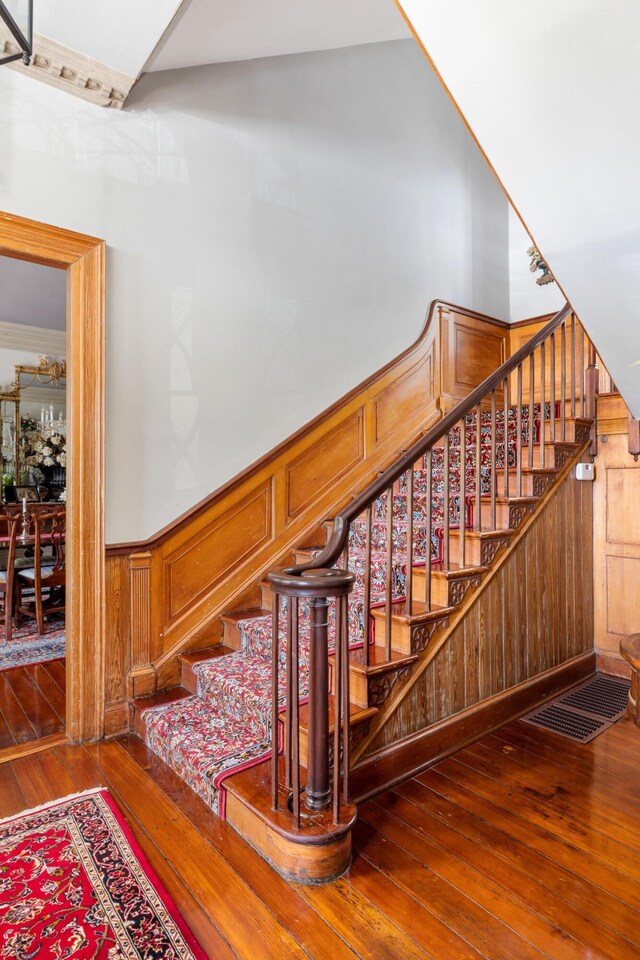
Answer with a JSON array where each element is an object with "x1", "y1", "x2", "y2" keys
[{"x1": 350, "y1": 437, "x2": 593, "y2": 766}]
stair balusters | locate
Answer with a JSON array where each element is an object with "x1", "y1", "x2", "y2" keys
[{"x1": 266, "y1": 302, "x2": 603, "y2": 838}]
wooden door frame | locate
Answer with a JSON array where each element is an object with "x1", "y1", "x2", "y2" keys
[{"x1": 0, "y1": 211, "x2": 105, "y2": 742}]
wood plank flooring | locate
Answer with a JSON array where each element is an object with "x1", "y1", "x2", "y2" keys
[
  {"x1": 1, "y1": 714, "x2": 640, "y2": 958},
  {"x1": 0, "y1": 658, "x2": 65, "y2": 750}
]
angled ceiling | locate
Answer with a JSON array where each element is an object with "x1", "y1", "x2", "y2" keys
[
  {"x1": 397, "y1": 0, "x2": 640, "y2": 417},
  {"x1": 140, "y1": 0, "x2": 410, "y2": 73}
]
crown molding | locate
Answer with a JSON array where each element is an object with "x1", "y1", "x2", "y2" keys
[
  {"x1": 0, "y1": 319, "x2": 66, "y2": 356},
  {"x1": 21, "y1": 384, "x2": 66, "y2": 405},
  {"x1": 1, "y1": 31, "x2": 135, "y2": 109}
]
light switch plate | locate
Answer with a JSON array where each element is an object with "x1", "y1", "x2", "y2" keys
[{"x1": 575, "y1": 462, "x2": 595, "y2": 481}]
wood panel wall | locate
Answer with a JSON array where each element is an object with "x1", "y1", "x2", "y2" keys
[
  {"x1": 592, "y1": 394, "x2": 639, "y2": 676},
  {"x1": 363, "y1": 463, "x2": 594, "y2": 756},
  {"x1": 104, "y1": 302, "x2": 509, "y2": 732},
  {"x1": 509, "y1": 314, "x2": 614, "y2": 400}
]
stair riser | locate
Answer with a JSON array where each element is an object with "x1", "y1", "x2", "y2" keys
[
  {"x1": 412, "y1": 568, "x2": 482, "y2": 608},
  {"x1": 527, "y1": 442, "x2": 578, "y2": 470},
  {"x1": 181, "y1": 662, "x2": 198, "y2": 694},
  {"x1": 220, "y1": 620, "x2": 244, "y2": 650},
  {"x1": 543, "y1": 418, "x2": 591, "y2": 444},
  {"x1": 371, "y1": 613, "x2": 449, "y2": 655},
  {"x1": 495, "y1": 472, "x2": 557, "y2": 498},
  {"x1": 260, "y1": 582, "x2": 274, "y2": 612}
]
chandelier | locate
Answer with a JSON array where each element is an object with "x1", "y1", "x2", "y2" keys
[
  {"x1": 38, "y1": 403, "x2": 66, "y2": 438},
  {"x1": 0, "y1": 0, "x2": 32, "y2": 66}
]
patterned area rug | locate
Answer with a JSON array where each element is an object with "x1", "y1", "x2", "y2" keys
[
  {"x1": 0, "y1": 788, "x2": 206, "y2": 960},
  {"x1": 0, "y1": 616, "x2": 65, "y2": 671}
]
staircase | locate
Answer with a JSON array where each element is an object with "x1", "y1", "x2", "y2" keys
[{"x1": 132, "y1": 302, "x2": 598, "y2": 880}]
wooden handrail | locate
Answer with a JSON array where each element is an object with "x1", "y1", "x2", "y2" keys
[
  {"x1": 266, "y1": 298, "x2": 588, "y2": 843},
  {"x1": 279, "y1": 301, "x2": 572, "y2": 576}
]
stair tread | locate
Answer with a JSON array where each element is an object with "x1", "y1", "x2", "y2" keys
[
  {"x1": 370, "y1": 600, "x2": 453, "y2": 624},
  {"x1": 296, "y1": 698, "x2": 378, "y2": 731},
  {"x1": 221, "y1": 607, "x2": 271, "y2": 625},
  {"x1": 445, "y1": 527, "x2": 515, "y2": 540},
  {"x1": 180, "y1": 645, "x2": 235, "y2": 666},
  {"x1": 478, "y1": 494, "x2": 537, "y2": 505},
  {"x1": 345, "y1": 645, "x2": 418, "y2": 673},
  {"x1": 132, "y1": 686, "x2": 191, "y2": 715},
  {"x1": 430, "y1": 563, "x2": 488, "y2": 579}
]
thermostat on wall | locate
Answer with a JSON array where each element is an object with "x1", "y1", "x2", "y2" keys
[{"x1": 575, "y1": 462, "x2": 595, "y2": 481}]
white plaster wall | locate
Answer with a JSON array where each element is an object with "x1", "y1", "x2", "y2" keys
[
  {"x1": 397, "y1": 0, "x2": 640, "y2": 415},
  {"x1": 0, "y1": 40, "x2": 509, "y2": 541},
  {"x1": 509, "y1": 208, "x2": 564, "y2": 323}
]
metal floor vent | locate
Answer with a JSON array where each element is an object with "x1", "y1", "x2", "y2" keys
[
  {"x1": 522, "y1": 674, "x2": 630, "y2": 743},
  {"x1": 558, "y1": 674, "x2": 630, "y2": 721}
]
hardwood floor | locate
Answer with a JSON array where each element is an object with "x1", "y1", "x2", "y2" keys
[
  {"x1": 2, "y1": 715, "x2": 640, "y2": 958},
  {"x1": 0, "y1": 658, "x2": 65, "y2": 752}
]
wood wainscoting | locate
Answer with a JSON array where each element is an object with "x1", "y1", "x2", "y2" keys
[
  {"x1": 104, "y1": 302, "x2": 510, "y2": 734},
  {"x1": 593, "y1": 393, "x2": 639, "y2": 677},
  {"x1": 350, "y1": 458, "x2": 595, "y2": 796}
]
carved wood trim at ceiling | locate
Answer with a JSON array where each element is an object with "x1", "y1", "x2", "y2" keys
[
  {"x1": 2, "y1": 32, "x2": 135, "y2": 109},
  {"x1": 0, "y1": 319, "x2": 66, "y2": 355}
]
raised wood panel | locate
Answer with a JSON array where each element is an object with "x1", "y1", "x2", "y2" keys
[
  {"x1": 454, "y1": 327, "x2": 504, "y2": 390},
  {"x1": 508, "y1": 314, "x2": 612, "y2": 403},
  {"x1": 606, "y1": 556, "x2": 640, "y2": 636},
  {"x1": 373, "y1": 352, "x2": 433, "y2": 445},
  {"x1": 439, "y1": 308, "x2": 508, "y2": 409},
  {"x1": 167, "y1": 481, "x2": 273, "y2": 620},
  {"x1": 606, "y1": 468, "x2": 640, "y2": 544},
  {"x1": 286, "y1": 411, "x2": 363, "y2": 520},
  {"x1": 130, "y1": 553, "x2": 153, "y2": 663},
  {"x1": 105, "y1": 554, "x2": 129, "y2": 706},
  {"x1": 593, "y1": 397, "x2": 640, "y2": 667},
  {"x1": 364, "y1": 467, "x2": 593, "y2": 756}
]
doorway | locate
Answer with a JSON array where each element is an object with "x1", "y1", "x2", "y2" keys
[{"x1": 0, "y1": 211, "x2": 105, "y2": 748}]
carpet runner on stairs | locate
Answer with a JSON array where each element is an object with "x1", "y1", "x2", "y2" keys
[{"x1": 140, "y1": 406, "x2": 545, "y2": 817}]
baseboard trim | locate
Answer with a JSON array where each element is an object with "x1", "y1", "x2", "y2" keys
[
  {"x1": 104, "y1": 699, "x2": 130, "y2": 738},
  {"x1": 596, "y1": 652, "x2": 631, "y2": 679},
  {"x1": 350, "y1": 651, "x2": 596, "y2": 803}
]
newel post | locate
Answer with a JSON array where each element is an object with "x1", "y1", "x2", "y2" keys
[
  {"x1": 267, "y1": 565, "x2": 355, "y2": 827},
  {"x1": 306, "y1": 595, "x2": 331, "y2": 810}
]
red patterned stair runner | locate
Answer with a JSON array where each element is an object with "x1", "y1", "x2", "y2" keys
[{"x1": 141, "y1": 405, "x2": 543, "y2": 816}]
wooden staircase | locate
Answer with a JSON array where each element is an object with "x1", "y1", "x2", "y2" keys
[{"x1": 131, "y1": 302, "x2": 600, "y2": 883}]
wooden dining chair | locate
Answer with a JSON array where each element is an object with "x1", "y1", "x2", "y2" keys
[
  {"x1": 0, "y1": 513, "x2": 20, "y2": 643},
  {"x1": 16, "y1": 507, "x2": 66, "y2": 635}
]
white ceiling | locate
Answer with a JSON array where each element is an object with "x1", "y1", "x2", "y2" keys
[
  {"x1": 398, "y1": 0, "x2": 640, "y2": 416},
  {"x1": 0, "y1": 256, "x2": 66, "y2": 331},
  {"x1": 146, "y1": 0, "x2": 411, "y2": 73},
  {"x1": 35, "y1": 0, "x2": 183, "y2": 78}
]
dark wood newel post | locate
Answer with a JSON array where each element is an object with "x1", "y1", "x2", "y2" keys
[
  {"x1": 306, "y1": 596, "x2": 331, "y2": 811},
  {"x1": 268, "y1": 564, "x2": 354, "y2": 826}
]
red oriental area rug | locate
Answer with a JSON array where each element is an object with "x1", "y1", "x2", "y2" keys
[{"x1": 0, "y1": 788, "x2": 206, "y2": 960}]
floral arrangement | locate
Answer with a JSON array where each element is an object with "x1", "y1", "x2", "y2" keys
[{"x1": 22, "y1": 429, "x2": 67, "y2": 471}]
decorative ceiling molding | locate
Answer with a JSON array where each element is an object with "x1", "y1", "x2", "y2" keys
[
  {"x1": 0, "y1": 319, "x2": 66, "y2": 356},
  {"x1": 1, "y1": 30, "x2": 135, "y2": 108},
  {"x1": 21, "y1": 384, "x2": 66, "y2": 405}
]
